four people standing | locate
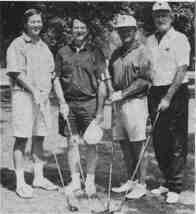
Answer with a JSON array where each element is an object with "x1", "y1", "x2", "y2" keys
[{"x1": 6, "y1": 1, "x2": 191, "y2": 204}]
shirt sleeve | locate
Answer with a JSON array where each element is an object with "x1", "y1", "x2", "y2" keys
[
  {"x1": 6, "y1": 39, "x2": 26, "y2": 75},
  {"x1": 54, "y1": 50, "x2": 62, "y2": 79},
  {"x1": 174, "y1": 34, "x2": 190, "y2": 67},
  {"x1": 94, "y1": 48, "x2": 106, "y2": 81},
  {"x1": 47, "y1": 48, "x2": 55, "y2": 80}
]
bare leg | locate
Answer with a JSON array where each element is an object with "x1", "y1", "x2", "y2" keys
[
  {"x1": 31, "y1": 136, "x2": 44, "y2": 163},
  {"x1": 31, "y1": 136, "x2": 58, "y2": 190},
  {"x1": 68, "y1": 141, "x2": 80, "y2": 175},
  {"x1": 119, "y1": 140, "x2": 135, "y2": 180},
  {"x1": 85, "y1": 144, "x2": 98, "y2": 196},
  {"x1": 65, "y1": 136, "x2": 81, "y2": 193},
  {"x1": 13, "y1": 137, "x2": 28, "y2": 170},
  {"x1": 132, "y1": 140, "x2": 147, "y2": 184},
  {"x1": 86, "y1": 144, "x2": 98, "y2": 175},
  {"x1": 14, "y1": 137, "x2": 33, "y2": 197}
]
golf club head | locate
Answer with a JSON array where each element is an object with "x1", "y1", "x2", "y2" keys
[
  {"x1": 83, "y1": 119, "x2": 103, "y2": 144},
  {"x1": 91, "y1": 209, "x2": 114, "y2": 214}
]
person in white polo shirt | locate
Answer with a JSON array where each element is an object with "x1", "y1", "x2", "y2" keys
[{"x1": 146, "y1": 2, "x2": 190, "y2": 203}]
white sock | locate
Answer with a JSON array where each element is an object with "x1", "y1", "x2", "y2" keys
[
  {"x1": 34, "y1": 162, "x2": 44, "y2": 181},
  {"x1": 86, "y1": 174, "x2": 95, "y2": 184},
  {"x1": 71, "y1": 172, "x2": 80, "y2": 185},
  {"x1": 15, "y1": 169, "x2": 25, "y2": 188}
]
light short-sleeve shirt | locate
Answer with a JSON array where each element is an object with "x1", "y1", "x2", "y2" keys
[
  {"x1": 6, "y1": 33, "x2": 55, "y2": 94},
  {"x1": 146, "y1": 27, "x2": 190, "y2": 86}
]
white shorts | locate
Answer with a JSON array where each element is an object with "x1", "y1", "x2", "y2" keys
[
  {"x1": 113, "y1": 97, "x2": 148, "y2": 142},
  {"x1": 12, "y1": 90, "x2": 51, "y2": 138}
]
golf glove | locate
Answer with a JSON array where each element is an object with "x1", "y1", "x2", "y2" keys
[
  {"x1": 70, "y1": 135, "x2": 81, "y2": 145},
  {"x1": 109, "y1": 90, "x2": 123, "y2": 102},
  {"x1": 60, "y1": 103, "x2": 69, "y2": 119}
]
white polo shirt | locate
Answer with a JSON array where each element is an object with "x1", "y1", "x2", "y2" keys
[{"x1": 146, "y1": 27, "x2": 190, "y2": 86}]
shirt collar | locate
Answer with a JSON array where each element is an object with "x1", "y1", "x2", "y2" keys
[
  {"x1": 22, "y1": 32, "x2": 43, "y2": 46},
  {"x1": 119, "y1": 40, "x2": 140, "y2": 58},
  {"x1": 69, "y1": 40, "x2": 90, "y2": 53},
  {"x1": 154, "y1": 27, "x2": 176, "y2": 42}
]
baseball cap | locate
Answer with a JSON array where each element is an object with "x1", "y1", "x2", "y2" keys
[
  {"x1": 152, "y1": 2, "x2": 172, "y2": 11},
  {"x1": 115, "y1": 15, "x2": 137, "y2": 28}
]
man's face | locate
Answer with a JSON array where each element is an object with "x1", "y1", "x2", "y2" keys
[
  {"x1": 26, "y1": 14, "x2": 43, "y2": 37},
  {"x1": 153, "y1": 10, "x2": 172, "y2": 33},
  {"x1": 117, "y1": 27, "x2": 136, "y2": 44},
  {"x1": 72, "y1": 19, "x2": 88, "y2": 44}
]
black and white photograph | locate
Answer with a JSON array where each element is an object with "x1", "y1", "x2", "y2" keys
[{"x1": 0, "y1": 1, "x2": 195, "y2": 213}]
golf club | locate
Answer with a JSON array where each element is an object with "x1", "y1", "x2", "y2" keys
[
  {"x1": 91, "y1": 134, "x2": 115, "y2": 214},
  {"x1": 111, "y1": 111, "x2": 161, "y2": 213},
  {"x1": 92, "y1": 111, "x2": 160, "y2": 214},
  {"x1": 38, "y1": 104, "x2": 79, "y2": 212},
  {"x1": 53, "y1": 152, "x2": 79, "y2": 212},
  {"x1": 66, "y1": 117, "x2": 108, "y2": 213}
]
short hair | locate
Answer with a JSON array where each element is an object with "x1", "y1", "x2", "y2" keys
[
  {"x1": 23, "y1": 8, "x2": 43, "y2": 29},
  {"x1": 72, "y1": 17, "x2": 88, "y2": 29}
]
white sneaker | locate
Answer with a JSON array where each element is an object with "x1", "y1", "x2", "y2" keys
[
  {"x1": 33, "y1": 177, "x2": 58, "y2": 191},
  {"x1": 65, "y1": 181, "x2": 81, "y2": 195},
  {"x1": 126, "y1": 183, "x2": 147, "y2": 199},
  {"x1": 166, "y1": 191, "x2": 180, "y2": 204},
  {"x1": 16, "y1": 183, "x2": 33, "y2": 198},
  {"x1": 112, "y1": 180, "x2": 136, "y2": 193},
  {"x1": 85, "y1": 181, "x2": 96, "y2": 197},
  {"x1": 151, "y1": 186, "x2": 169, "y2": 196}
]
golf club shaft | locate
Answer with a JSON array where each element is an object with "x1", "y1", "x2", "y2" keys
[
  {"x1": 53, "y1": 152, "x2": 65, "y2": 188},
  {"x1": 106, "y1": 143, "x2": 114, "y2": 210},
  {"x1": 53, "y1": 151, "x2": 76, "y2": 211},
  {"x1": 116, "y1": 111, "x2": 160, "y2": 212}
]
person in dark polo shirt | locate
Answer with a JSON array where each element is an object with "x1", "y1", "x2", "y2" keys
[{"x1": 54, "y1": 17, "x2": 106, "y2": 197}]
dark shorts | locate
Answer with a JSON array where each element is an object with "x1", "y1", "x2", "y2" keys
[{"x1": 59, "y1": 98, "x2": 97, "y2": 137}]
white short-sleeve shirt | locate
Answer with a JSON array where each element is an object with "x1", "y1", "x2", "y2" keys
[
  {"x1": 146, "y1": 27, "x2": 190, "y2": 86},
  {"x1": 6, "y1": 33, "x2": 55, "y2": 94}
]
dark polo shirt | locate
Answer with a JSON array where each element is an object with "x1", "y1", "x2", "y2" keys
[{"x1": 55, "y1": 42, "x2": 105, "y2": 102}]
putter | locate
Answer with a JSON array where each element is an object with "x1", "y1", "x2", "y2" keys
[
  {"x1": 91, "y1": 139, "x2": 115, "y2": 214},
  {"x1": 111, "y1": 111, "x2": 161, "y2": 213},
  {"x1": 53, "y1": 152, "x2": 78, "y2": 212},
  {"x1": 39, "y1": 105, "x2": 78, "y2": 212},
  {"x1": 66, "y1": 118, "x2": 108, "y2": 213}
]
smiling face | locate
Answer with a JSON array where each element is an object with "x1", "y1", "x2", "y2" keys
[
  {"x1": 117, "y1": 27, "x2": 137, "y2": 44},
  {"x1": 72, "y1": 19, "x2": 88, "y2": 46},
  {"x1": 153, "y1": 10, "x2": 173, "y2": 33},
  {"x1": 25, "y1": 14, "x2": 43, "y2": 38}
]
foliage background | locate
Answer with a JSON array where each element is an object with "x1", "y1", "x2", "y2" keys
[{"x1": 0, "y1": 1, "x2": 195, "y2": 70}]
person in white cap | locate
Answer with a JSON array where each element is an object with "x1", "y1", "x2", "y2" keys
[
  {"x1": 109, "y1": 14, "x2": 152, "y2": 199},
  {"x1": 146, "y1": 2, "x2": 190, "y2": 203}
]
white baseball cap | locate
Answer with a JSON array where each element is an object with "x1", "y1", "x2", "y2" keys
[
  {"x1": 115, "y1": 15, "x2": 137, "y2": 28},
  {"x1": 152, "y1": 2, "x2": 172, "y2": 12}
]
